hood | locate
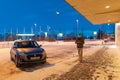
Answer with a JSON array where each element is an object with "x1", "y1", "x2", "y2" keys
[{"x1": 17, "y1": 48, "x2": 44, "y2": 54}]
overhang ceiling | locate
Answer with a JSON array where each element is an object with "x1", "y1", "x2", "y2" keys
[{"x1": 65, "y1": 0, "x2": 120, "y2": 24}]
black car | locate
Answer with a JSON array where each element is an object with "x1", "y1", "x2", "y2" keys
[{"x1": 10, "y1": 40, "x2": 47, "y2": 67}]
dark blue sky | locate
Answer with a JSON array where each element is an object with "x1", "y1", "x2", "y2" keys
[{"x1": 0, "y1": 0, "x2": 115, "y2": 37}]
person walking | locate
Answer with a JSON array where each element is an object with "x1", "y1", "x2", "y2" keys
[{"x1": 75, "y1": 34, "x2": 84, "y2": 62}]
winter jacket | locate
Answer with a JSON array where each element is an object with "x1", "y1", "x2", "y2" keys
[{"x1": 75, "y1": 37, "x2": 84, "y2": 48}]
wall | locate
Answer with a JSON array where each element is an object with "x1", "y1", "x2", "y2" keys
[{"x1": 115, "y1": 23, "x2": 120, "y2": 46}]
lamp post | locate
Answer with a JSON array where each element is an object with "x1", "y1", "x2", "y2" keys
[
  {"x1": 76, "y1": 19, "x2": 79, "y2": 38},
  {"x1": 94, "y1": 31, "x2": 97, "y2": 40},
  {"x1": 10, "y1": 28, "x2": 13, "y2": 41},
  {"x1": 56, "y1": 11, "x2": 59, "y2": 41},
  {"x1": 99, "y1": 24, "x2": 102, "y2": 39},
  {"x1": 23, "y1": 27, "x2": 25, "y2": 34},
  {"x1": 47, "y1": 25, "x2": 50, "y2": 40},
  {"x1": 23, "y1": 27, "x2": 26, "y2": 40},
  {"x1": 16, "y1": 28, "x2": 18, "y2": 39},
  {"x1": 39, "y1": 26, "x2": 42, "y2": 40},
  {"x1": 34, "y1": 23, "x2": 37, "y2": 35},
  {"x1": 107, "y1": 23, "x2": 110, "y2": 34},
  {"x1": 4, "y1": 29, "x2": 6, "y2": 41},
  {"x1": 31, "y1": 27, "x2": 33, "y2": 34}
]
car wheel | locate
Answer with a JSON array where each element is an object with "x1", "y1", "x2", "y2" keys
[{"x1": 15, "y1": 56, "x2": 21, "y2": 67}]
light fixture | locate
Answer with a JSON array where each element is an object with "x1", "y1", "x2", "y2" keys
[
  {"x1": 108, "y1": 19, "x2": 111, "y2": 22},
  {"x1": 105, "y1": 5, "x2": 110, "y2": 9},
  {"x1": 76, "y1": 19, "x2": 79, "y2": 23},
  {"x1": 34, "y1": 24, "x2": 37, "y2": 26},
  {"x1": 56, "y1": 11, "x2": 60, "y2": 15},
  {"x1": 57, "y1": 33, "x2": 63, "y2": 37},
  {"x1": 94, "y1": 32, "x2": 97, "y2": 35},
  {"x1": 107, "y1": 24, "x2": 110, "y2": 26},
  {"x1": 44, "y1": 32, "x2": 47, "y2": 38}
]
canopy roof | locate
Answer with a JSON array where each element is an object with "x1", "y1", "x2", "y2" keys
[{"x1": 66, "y1": 0, "x2": 120, "y2": 24}]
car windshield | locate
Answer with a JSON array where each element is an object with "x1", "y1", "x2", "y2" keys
[{"x1": 17, "y1": 41, "x2": 39, "y2": 48}]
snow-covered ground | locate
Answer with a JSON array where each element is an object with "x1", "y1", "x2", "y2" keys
[{"x1": 1, "y1": 40, "x2": 120, "y2": 80}]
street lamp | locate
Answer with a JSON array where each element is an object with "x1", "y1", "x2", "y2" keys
[
  {"x1": 44, "y1": 32, "x2": 47, "y2": 38},
  {"x1": 56, "y1": 11, "x2": 60, "y2": 15},
  {"x1": 99, "y1": 24, "x2": 102, "y2": 39},
  {"x1": 47, "y1": 25, "x2": 50, "y2": 40},
  {"x1": 4, "y1": 29, "x2": 6, "y2": 41},
  {"x1": 34, "y1": 23, "x2": 37, "y2": 27},
  {"x1": 56, "y1": 11, "x2": 60, "y2": 41},
  {"x1": 76, "y1": 19, "x2": 79, "y2": 37},
  {"x1": 16, "y1": 28, "x2": 18, "y2": 39},
  {"x1": 39, "y1": 26, "x2": 42, "y2": 40},
  {"x1": 34, "y1": 23, "x2": 37, "y2": 34},
  {"x1": 94, "y1": 31, "x2": 97, "y2": 40},
  {"x1": 31, "y1": 27, "x2": 33, "y2": 34},
  {"x1": 10, "y1": 28, "x2": 13, "y2": 41}
]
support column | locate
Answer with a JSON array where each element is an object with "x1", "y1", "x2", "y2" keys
[{"x1": 115, "y1": 23, "x2": 120, "y2": 46}]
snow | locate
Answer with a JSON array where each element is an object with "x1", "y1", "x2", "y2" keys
[{"x1": 0, "y1": 40, "x2": 120, "y2": 80}]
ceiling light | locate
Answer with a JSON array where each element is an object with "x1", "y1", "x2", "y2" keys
[
  {"x1": 108, "y1": 20, "x2": 111, "y2": 22},
  {"x1": 105, "y1": 5, "x2": 110, "y2": 9}
]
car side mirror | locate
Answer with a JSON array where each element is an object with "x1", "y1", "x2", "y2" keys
[
  {"x1": 13, "y1": 45, "x2": 17, "y2": 48},
  {"x1": 39, "y1": 45, "x2": 42, "y2": 47}
]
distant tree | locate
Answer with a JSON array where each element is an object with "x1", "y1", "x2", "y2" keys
[
  {"x1": 41, "y1": 34, "x2": 45, "y2": 41},
  {"x1": 6, "y1": 33, "x2": 15, "y2": 41},
  {"x1": 0, "y1": 34, "x2": 2, "y2": 41},
  {"x1": 49, "y1": 35, "x2": 55, "y2": 41},
  {"x1": 70, "y1": 34, "x2": 74, "y2": 40},
  {"x1": 64, "y1": 35, "x2": 67, "y2": 41}
]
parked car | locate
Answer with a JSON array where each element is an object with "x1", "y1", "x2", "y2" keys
[{"x1": 10, "y1": 40, "x2": 47, "y2": 67}]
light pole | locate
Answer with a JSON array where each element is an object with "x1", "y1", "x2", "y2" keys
[
  {"x1": 39, "y1": 26, "x2": 42, "y2": 40},
  {"x1": 23, "y1": 27, "x2": 25, "y2": 34},
  {"x1": 107, "y1": 23, "x2": 110, "y2": 34},
  {"x1": 31, "y1": 27, "x2": 33, "y2": 34},
  {"x1": 16, "y1": 28, "x2": 18, "y2": 39},
  {"x1": 94, "y1": 31, "x2": 97, "y2": 40},
  {"x1": 46, "y1": 25, "x2": 51, "y2": 40},
  {"x1": 76, "y1": 19, "x2": 79, "y2": 38},
  {"x1": 56, "y1": 11, "x2": 60, "y2": 41},
  {"x1": 34, "y1": 23, "x2": 37, "y2": 35},
  {"x1": 10, "y1": 28, "x2": 13, "y2": 41},
  {"x1": 99, "y1": 24, "x2": 102, "y2": 39},
  {"x1": 4, "y1": 29, "x2": 6, "y2": 41},
  {"x1": 23, "y1": 27, "x2": 26, "y2": 40}
]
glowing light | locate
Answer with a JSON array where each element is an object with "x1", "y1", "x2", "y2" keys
[
  {"x1": 56, "y1": 11, "x2": 60, "y2": 14},
  {"x1": 44, "y1": 32, "x2": 47, "y2": 38},
  {"x1": 105, "y1": 5, "x2": 110, "y2": 9},
  {"x1": 34, "y1": 24, "x2": 37, "y2": 26},
  {"x1": 94, "y1": 32, "x2": 97, "y2": 35},
  {"x1": 16, "y1": 34, "x2": 35, "y2": 36},
  {"x1": 108, "y1": 20, "x2": 111, "y2": 22},
  {"x1": 76, "y1": 19, "x2": 79, "y2": 23},
  {"x1": 57, "y1": 33, "x2": 63, "y2": 37}
]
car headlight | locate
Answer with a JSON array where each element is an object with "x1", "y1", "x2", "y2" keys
[
  {"x1": 42, "y1": 51, "x2": 47, "y2": 59},
  {"x1": 19, "y1": 52, "x2": 25, "y2": 56}
]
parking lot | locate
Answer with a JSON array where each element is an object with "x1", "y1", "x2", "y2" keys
[{"x1": 1, "y1": 40, "x2": 119, "y2": 80}]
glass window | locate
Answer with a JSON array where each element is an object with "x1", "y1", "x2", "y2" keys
[{"x1": 18, "y1": 41, "x2": 39, "y2": 48}]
